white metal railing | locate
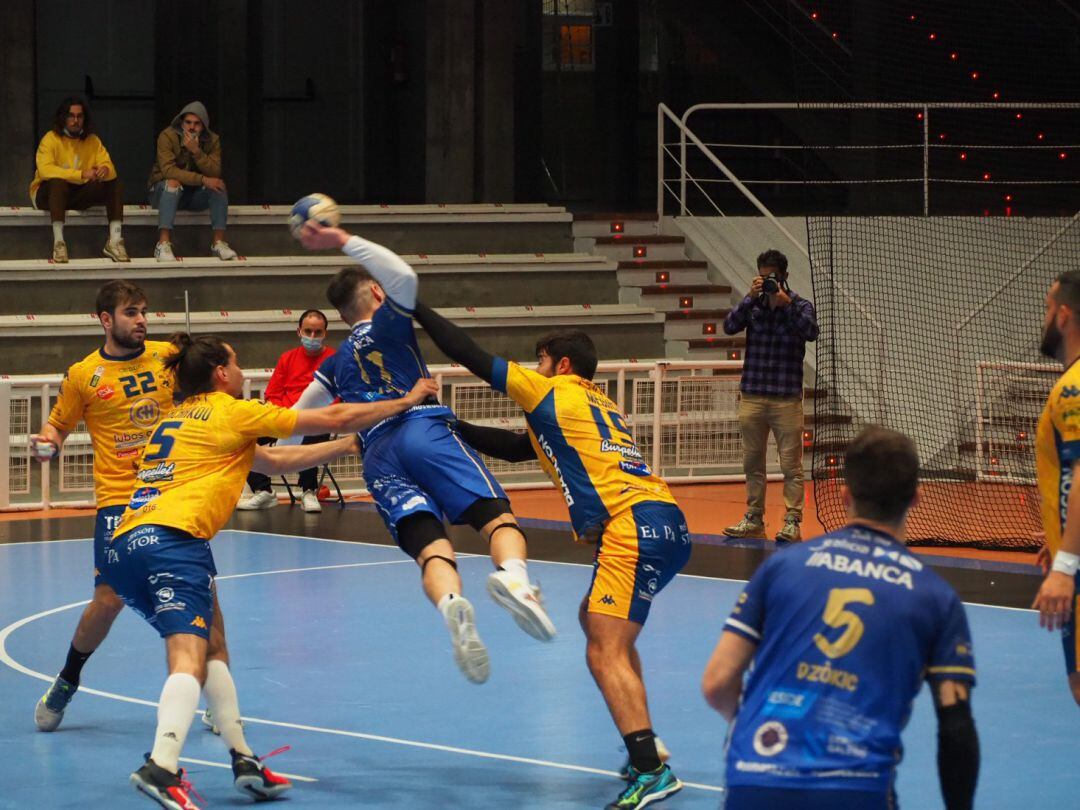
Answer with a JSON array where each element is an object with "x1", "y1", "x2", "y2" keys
[
  {"x1": 1, "y1": 359, "x2": 783, "y2": 510},
  {"x1": 658, "y1": 101, "x2": 1080, "y2": 220}
]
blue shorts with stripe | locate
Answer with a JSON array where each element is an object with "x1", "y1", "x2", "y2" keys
[
  {"x1": 1061, "y1": 572, "x2": 1080, "y2": 674},
  {"x1": 102, "y1": 524, "x2": 217, "y2": 640},
  {"x1": 363, "y1": 416, "x2": 508, "y2": 540},
  {"x1": 93, "y1": 504, "x2": 127, "y2": 587}
]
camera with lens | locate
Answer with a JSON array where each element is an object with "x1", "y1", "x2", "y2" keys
[{"x1": 760, "y1": 273, "x2": 782, "y2": 295}]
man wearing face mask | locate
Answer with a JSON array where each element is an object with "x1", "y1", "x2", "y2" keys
[
  {"x1": 1033, "y1": 270, "x2": 1080, "y2": 709},
  {"x1": 238, "y1": 310, "x2": 335, "y2": 513},
  {"x1": 147, "y1": 101, "x2": 236, "y2": 262}
]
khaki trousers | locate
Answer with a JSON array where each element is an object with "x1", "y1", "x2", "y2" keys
[{"x1": 738, "y1": 393, "x2": 805, "y2": 518}]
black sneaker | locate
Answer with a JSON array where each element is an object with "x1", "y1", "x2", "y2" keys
[
  {"x1": 231, "y1": 747, "x2": 293, "y2": 800},
  {"x1": 130, "y1": 757, "x2": 202, "y2": 810}
]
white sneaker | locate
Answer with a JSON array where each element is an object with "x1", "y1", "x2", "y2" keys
[
  {"x1": 237, "y1": 490, "x2": 277, "y2": 510},
  {"x1": 300, "y1": 490, "x2": 322, "y2": 513},
  {"x1": 487, "y1": 570, "x2": 557, "y2": 642},
  {"x1": 154, "y1": 241, "x2": 176, "y2": 262},
  {"x1": 444, "y1": 597, "x2": 489, "y2": 684},
  {"x1": 211, "y1": 240, "x2": 238, "y2": 261}
]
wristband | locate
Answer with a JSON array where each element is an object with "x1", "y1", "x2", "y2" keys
[{"x1": 1052, "y1": 550, "x2": 1080, "y2": 576}]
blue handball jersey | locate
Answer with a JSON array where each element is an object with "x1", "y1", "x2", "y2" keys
[
  {"x1": 723, "y1": 525, "x2": 976, "y2": 794},
  {"x1": 314, "y1": 298, "x2": 452, "y2": 448}
]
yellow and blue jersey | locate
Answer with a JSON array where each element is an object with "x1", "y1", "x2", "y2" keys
[
  {"x1": 723, "y1": 525, "x2": 976, "y2": 794},
  {"x1": 115, "y1": 392, "x2": 298, "y2": 541},
  {"x1": 1036, "y1": 360, "x2": 1080, "y2": 557},
  {"x1": 491, "y1": 358, "x2": 675, "y2": 541},
  {"x1": 48, "y1": 341, "x2": 175, "y2": 508}
]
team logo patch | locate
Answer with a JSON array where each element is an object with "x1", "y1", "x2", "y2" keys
[
  {"x1": 129, "y1": 487, "x2": 161, "y2": 509},
  {"x1": 618, "y1": 459, "x2": 652, "y2": 477},
  {"x1": 752, "y1": 721, "x2": 789, "y2": 757},
  {"x1": 89, "y1": 365, "x2": 105, "y2": 388},
  {"x1": 156, "y1": 587, "x2": 175, "y2": 602},
  {"x1": 129, "y1": 398, "x2": 161, "y2": 428},
  {"x1": 96, "y1": 385, "x2": 115, "y2": 400}
]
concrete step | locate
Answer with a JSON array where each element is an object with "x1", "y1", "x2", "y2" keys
[
  {"x1": 0, "y1": 203, "x2": 573, "y2": 260},
  {"x1": 628, "y1": 284, "x2": 732, "y2": 312},
  {"x1": 572, "y1": 212, "x2": 659, "y2": 239},
  {"x1": 0, "y1": 253, "x2": 620, "y2": 315},
  {"x1": 0, "y1": 303, "x2": 667, "y2": 376},
  {"x1": 592, "y1": 234, "x2": 687, "y2": 262},
  {"x1": 617, "y1": 266, "x2": 711, "y2": 287},
  {"x1": 663, "y1": 309, "x2": 730, "y2": 340}
]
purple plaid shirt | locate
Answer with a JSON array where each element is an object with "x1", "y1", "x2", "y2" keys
[{"x1": 723, "y1": 293, "x2": 818, "y2": 397}]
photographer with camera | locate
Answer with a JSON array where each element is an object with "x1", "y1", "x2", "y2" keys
[{"x1": 722, "y1": 249, "x2": 818, "y2": 542}]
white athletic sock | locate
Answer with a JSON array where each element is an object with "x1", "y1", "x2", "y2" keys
[
  {"x1": 499, "y1": 558, "x2": 530, "y2": 584},
  {"x1": 203, "y1": 659, "x2": 253, "y2": 756},
  {"x1": 437, "y1": 592, "x2": 461, "y2": 619},
  {"x1": 150, "y1": 673, "x2": 201, "y2": 773},
  {"x1": 52, "y1": 222, "x2": 64, "y2": 244},
  {"x1": 109, "y1": 220, "x2": 122, "y2": 242}
]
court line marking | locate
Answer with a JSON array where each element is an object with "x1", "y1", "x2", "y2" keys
[
  {"x1": 228, "y1": 529, "x2": 1041, "y2": 614},
  {"x1": 0, "y1": 536, "x2": 93, "y2": 547},
  {"x1": 178, "y1": 756, "x2": 317, "y2": 783},
  {"x1": 0, "y1": 557, "x2": 724, "y2": 794}
]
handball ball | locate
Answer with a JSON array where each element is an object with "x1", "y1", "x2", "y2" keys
[{"x1": 289, "y1": 193, "x2": 341, "y2": 238}]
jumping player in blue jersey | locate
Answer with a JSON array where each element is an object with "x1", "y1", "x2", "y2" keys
[
  {"x1": 702, "y1": 426, "x2": 979, "y2": 810},
  {"x1": 291, "y1": 221, "x2": 556, "y2": 684}
]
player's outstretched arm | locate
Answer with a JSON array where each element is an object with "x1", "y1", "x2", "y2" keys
[
  {"x1": 252, "y1": 434, "x2": 360, "y2": 476},
  {"x1": 300, "y1": 221, "x2": 418, "y2": 309},
  {"x1": 701, "y1": 630, "x2": 756, "y2": 721},
  {"x1": 413, "y1": 300, "x2": 498, "y2": 384},
  {"x1": 292, "y1": 377, "x2": 439, "y2": 436},
  {"x1": 454, "y1": 420, "x2": 535, "y2": 463},
  {"x1": 932, "y1": 679, "x2": 979, "y2": 810},
  {"x1": 29, "y1": 423, "x2": 68, "y2": 462}
]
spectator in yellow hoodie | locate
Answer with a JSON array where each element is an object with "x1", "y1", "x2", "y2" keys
[{"x1": 30, "y1": 96, "x2": 128, "y2": 264}]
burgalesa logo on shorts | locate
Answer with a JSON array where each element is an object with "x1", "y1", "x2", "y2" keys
[
  {"x1": 129, "y1": 487, "x2": 162, "y2": 510},
  {"x1": 752, "y1": 721, "x2": 789, "y2": 757}
]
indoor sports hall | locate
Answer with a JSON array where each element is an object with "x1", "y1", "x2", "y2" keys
[{"x1": 1, "y1": 2, "x2": 1079, "y2": 809}]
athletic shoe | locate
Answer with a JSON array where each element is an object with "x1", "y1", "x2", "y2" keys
[
  {"x1": 231, "y1": 748, "x2": 292, "y2": 801},
  {"x1": 237, "y1": 490, "x2": 277, "y2": 510},
  {"x1": 775, "y1": 514, "x2": 802, "y2": 543},
  {"x1": 34, "y1": 674, "x2": 77, "y2": 732},
  {"x1": 201, "y1": 708, "x2": 220, "y2": 735},
  {"x1": 104, "y1": 238, "x2": 130, "y2": 262},
  {"x1": 606, "y1": 764, "x2": 682, "y2": 809},
  {"x1": 723, "y1": 512, "x2": 766, "y2": 539},
  {"x1": 618, "y1": 736, "x2": 671, "y2": 781},
  {"x1": 211, "y1": 240, "x2": 238, "y2": 261},
  {"x1": 487, "y1": 569, "x2": 557, "y2": 642},
  {"x1": 300, "y1": 490, "x2": 322, "y2": 513},
  {"x1": 130, "y1": 757, "x2": 202, "y2": 810},
  {"x1": 155, "y1": 241, "x2": 177, "y2": 262},
  {"x1": 444, "y1": 596, "x2": 490, "y2": 684},
  {"x1": 51, "y1": 241, "x2": 69, "y2": 263}
]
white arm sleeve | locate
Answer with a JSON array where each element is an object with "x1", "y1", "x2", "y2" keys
[
  {"x1": 342, "y1": 235, "x2": 418, "y2": 310},
  {"x1": 275, "y1": 379, "x2": 335, "y2": 446}
]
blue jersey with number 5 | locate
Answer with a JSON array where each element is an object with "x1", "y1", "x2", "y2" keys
[
  {"x1": 491, "y1": 358, "x2": 676, "y2": 541},
  {"x1": 314, "y1": 298, "x2": 451, "y2": 448},
  {"x1": 723, "y1": 525, "x2": 976, "y2": 794}
]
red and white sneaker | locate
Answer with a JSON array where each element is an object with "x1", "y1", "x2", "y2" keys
[
  {"x1": 487, "y1": 569, "x2": 557, "y2": 641},
  {"x1": 231, "y1": 746, "x2": 293, "y2": 800},
  {"x1": 130, "y1": 758, "x2": 202, "y2": 810}
]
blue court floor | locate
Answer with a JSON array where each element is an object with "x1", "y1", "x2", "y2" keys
[{"x1": 0, "y1": 529, "x2": 1076, "y2": 809}]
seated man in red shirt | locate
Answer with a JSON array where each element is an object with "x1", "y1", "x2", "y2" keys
[{"x1": 238, "y1": 309, "x2": 336, "y2": 513}]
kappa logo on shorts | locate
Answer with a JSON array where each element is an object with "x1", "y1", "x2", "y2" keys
[
  {"x1": 599, "y1": 594, "x2": 616, "y2": 606},
  {"x1": 190, "y1": 616, "x2": 207, "y2": 630}
]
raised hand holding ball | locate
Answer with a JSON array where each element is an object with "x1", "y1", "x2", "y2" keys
[{"x1": 288, "y1": 193, "x2": 341, "y2": 239}]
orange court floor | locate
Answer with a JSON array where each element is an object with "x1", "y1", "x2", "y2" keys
[{"x1": 1, "y1": 481, "x2": 1038, "y2": 569}]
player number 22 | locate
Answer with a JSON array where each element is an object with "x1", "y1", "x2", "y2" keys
[{"x1": 813, "y1": 587, "x2": 875, "y2": 659}]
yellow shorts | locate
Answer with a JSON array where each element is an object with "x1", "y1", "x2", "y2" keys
[{"x1": 585, "y1": 501, "x2": 691, "y2": 624}]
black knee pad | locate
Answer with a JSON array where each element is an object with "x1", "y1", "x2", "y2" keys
[
  {"x1": 421, "y1": 554, "x2": 458, "y2": 575},
  {"x1": 458, "y1": 497, "x2": 513, "y2": 532},
  {"x1": 395, "y1": 512, "x2": 447, "y2": 560}
]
